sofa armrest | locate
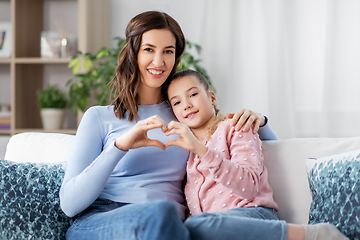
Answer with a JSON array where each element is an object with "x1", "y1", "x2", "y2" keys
[
  {"x1": 263, "y1": 136, "x2": 360, "y2": 224},
  {"x1": 4, "y1": 132, "x2": 75, "y2": 165}
]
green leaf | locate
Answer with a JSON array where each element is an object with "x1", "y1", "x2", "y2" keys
[
  {"x1": 37, "y1": 85, "x2": 68, "y2": 109},
  {"x1": 68, "y1": 57, "x2": 80, "y2": 68},
  {"x1": 195, "y1": 44, "x2": 202, "y2": 53},
  {"x1": 82, "y1": 56, "x2": 94, "y2": 73}
]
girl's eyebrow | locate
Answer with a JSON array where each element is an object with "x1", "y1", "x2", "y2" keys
[
  {"x1": 141, "y1": 43, "x2": 176, "y2": 49},
  {"x1": 169, "y1": 86, "x2": 198, "y2": 102}
]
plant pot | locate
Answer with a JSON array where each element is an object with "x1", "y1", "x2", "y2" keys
[{"x1": 40, "y1": 108, "x2": 65, "y2": 130}]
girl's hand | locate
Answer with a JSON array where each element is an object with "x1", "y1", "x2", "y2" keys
[
  {"x1": 226, "y1": 109, "x2": 265, "y2": 133},
  {"x1": 115, "y1": 115, "x2": 167, "y2": 151},
  {"x1": 165, "y1": 121, "x2": 208, "y2": 157}
]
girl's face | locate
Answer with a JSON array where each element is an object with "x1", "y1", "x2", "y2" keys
[
  {"x1": 137, "y1": 28, "x2": 176, "y2": 97},
  {"x1": 168, "y1": 75, "x2": 216, "y2": 130}
]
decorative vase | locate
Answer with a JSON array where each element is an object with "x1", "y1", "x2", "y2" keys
[{"x1": 40, "y1": 108, "x2": 65, "y2": 130}]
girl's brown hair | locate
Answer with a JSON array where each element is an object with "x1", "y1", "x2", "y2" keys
[
  {"x1": 165, "y1": 69, "x2": 226, "y2": 139},
  {"x1": 110, "y1": 11, "x2": 186, "y2": 121}
]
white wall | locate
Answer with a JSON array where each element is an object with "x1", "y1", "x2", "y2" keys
[
  {"x1": 0, "y1": 136, "x2": 10, "y2": 159},
  {"x1": 110, "y1": 0, "x2": 205, "y2": 46}
]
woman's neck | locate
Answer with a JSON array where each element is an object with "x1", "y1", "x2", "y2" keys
[{"x1": 137, "y1": 87, "x2": 163, "y2": 105}]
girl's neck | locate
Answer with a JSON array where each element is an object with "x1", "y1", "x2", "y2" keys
[
  {"x1": 192, "y1": 114, "x2": 227, "y2": 142},
  {"x1": 191, "y1": 115, "x2": 216, "y2": 142},
  {"x1": 192, "y1": 128, "x2": 210, "y2": 143}
]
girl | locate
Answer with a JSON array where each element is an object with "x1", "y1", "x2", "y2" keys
[
  {"x1": 165, "y1": 69, "x2": 349, "y2": 240},
  {"x1": 60, "y1": 11, "x2": 274, "y2": 240}
]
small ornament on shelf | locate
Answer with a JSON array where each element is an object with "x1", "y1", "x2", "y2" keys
[
  {"x1": 40, "y1": 20, "x2": 74, "y2": 59},
  {"x1": 55, "y1": 20, "x2": 71, "y2": 58}
]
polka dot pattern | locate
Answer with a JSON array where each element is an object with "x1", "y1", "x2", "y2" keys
[{"x1": 185, "y1": 121, "x2": 278, "y2": 215}]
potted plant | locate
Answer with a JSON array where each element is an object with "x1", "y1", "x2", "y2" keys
[
  {"x1": 37, "y1": 85, "x2": 68, "y2": 130},
  {"x1": 67, "y1": 38, "x2": 213, "y2": 118}
]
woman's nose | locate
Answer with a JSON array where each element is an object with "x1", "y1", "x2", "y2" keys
[{"x1": 152, "y1": 53, "x2": 164, "y2": 66}]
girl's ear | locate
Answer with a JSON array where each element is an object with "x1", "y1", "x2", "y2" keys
[{"x1": 209, "y1": 91, "x2": 217, "y2": 106}]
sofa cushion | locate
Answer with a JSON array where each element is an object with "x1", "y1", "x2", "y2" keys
[
  {"x1": 0, "y1": 159, "x2": 72, "y2": 239},
  {"x1": 306, "y1": 150, "x2": 360, "y2": 240}
]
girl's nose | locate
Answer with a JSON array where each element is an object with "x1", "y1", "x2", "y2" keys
[{"x1": 183, "y1": 100, "x2": 192, "y2": 110}]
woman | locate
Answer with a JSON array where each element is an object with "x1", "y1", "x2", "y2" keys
[{"x1": 59, "y1": 11, "x2": 275, "y2": 240}]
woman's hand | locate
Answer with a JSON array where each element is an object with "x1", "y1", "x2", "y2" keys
[
  {"x1": 227, "y1": 109, "x2": 265, "y2": 133},
  {"x1": 165, "y1": 121, "x2": 208, "y2": 157},
  {"x1": 115, "y1": 115, "x2": 167, "y2": 151}
]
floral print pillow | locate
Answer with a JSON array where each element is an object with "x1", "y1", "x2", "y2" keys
[
  {"x1": 0, "y1": 159, "x2": 72, "y2": 240},
  {"x1": 306, "y1": 150, "x2": 360, "y2": 240}
]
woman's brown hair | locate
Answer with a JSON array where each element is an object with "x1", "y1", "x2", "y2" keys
[{"x1": 110, "y1": 11, "x2": 186, "y2": 121}]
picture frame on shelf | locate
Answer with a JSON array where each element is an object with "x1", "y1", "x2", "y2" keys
[{"x1": 0, "y1": 22, "x2": 12, "y2": 58}]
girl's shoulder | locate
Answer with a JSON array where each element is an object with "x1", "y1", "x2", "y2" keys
[
  {"x1": 215, "y1": 120, "x2": 232, "y2": 134},
  {"x1": 215, "y1": 120, "x2": 257, "y2": 140}
]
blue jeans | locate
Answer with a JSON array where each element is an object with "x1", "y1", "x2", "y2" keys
[
  {"x1": 66, "y1": 199, "x2": 190, "y2": 240},
  {"x1": 184, "y1": 207, "x2": 288, "y2": 240}
]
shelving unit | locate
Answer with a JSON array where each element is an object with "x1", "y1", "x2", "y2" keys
[{"x1": 0, "y1": 0, "x2": 110, "y2": 135}]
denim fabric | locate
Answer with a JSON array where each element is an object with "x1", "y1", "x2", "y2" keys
[
  {"x1": 184, "y1": 207, "x2": 288, "y2": 240},
  {"x1": 66, "y1": 199, "x2": 190, "y2": 240}
]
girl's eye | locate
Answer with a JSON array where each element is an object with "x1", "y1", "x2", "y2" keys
[
  {"x1": 190, "y1": 92, "x2": 198, "y2": 97},
  {"x1": 173, "y1": 101, "x2": 180, "y2": 106}
]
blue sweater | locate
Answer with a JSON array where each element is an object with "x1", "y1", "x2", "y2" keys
[{"x1": 59, "y1": 102, "x2": 277, "y2": 219}]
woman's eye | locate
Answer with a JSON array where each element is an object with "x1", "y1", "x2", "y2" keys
[
  {"x1": 165, "y1": 50, "x2": 174, "y2": 54},
  {"x1": 144, "y1": 48, "x2": 153, "y2": 52}
]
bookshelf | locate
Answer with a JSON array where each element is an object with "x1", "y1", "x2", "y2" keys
[{"x1": 0, "y1": 0, "x2": 110, "y2": 135}]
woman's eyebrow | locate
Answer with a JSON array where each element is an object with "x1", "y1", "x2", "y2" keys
[{"x1": 141, "y1": 43, "x2": 175, "y2": 49}]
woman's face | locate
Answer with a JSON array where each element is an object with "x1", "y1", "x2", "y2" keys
[{"x1": 137, "y1": 29, "x2": 176, "y2": 95}]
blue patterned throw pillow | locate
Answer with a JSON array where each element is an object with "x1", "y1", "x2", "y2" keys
[
  {"x1": 306, "y1": 150, "x2": 360, "y2": 240},
  {"x1": 0, "y1": 159, "x2": 72, "y2": 240}
]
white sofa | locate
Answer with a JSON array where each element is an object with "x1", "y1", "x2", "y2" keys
[{"x1": 3, "y1": 132, "x2": 360, "y2": 238}]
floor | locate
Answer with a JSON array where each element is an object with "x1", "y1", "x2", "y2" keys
[{"x1": 0, "y1": 136, "x2": 10, "y2": 159}]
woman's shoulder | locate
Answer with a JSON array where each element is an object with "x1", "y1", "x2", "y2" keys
[
  {"x1": 82, "y1": 105, "x2": 117, "y2": 122},
  {"x1": 85, "y1": 105, "x2": 114, "y2": 115}
]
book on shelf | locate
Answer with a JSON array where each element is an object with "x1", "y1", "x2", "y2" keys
[
  {"x1": 0, "y1": 112, "x2": 11, "y2": 130},
  {"x1": 0, "y1": 125, "x2": 10, "y2": 130}
]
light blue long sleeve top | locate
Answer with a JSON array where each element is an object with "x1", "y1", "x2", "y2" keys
[
  {"x1": 60, "y1": 102, "x2": 189, "y2": 219},
  {"x1": 59, "y1": 102, "x2": 277, "y2": 219},
  {"x1": 258, "y1": 122, "x2": 278, "y2": 141}
]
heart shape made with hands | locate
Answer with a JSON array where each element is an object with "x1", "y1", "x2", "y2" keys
[
  {"x1": 145, "y1": 125, "x2": 174, "y2": 151},
  {"x1": 144, "y1": 121, "x2": 198, "y2": 153}
]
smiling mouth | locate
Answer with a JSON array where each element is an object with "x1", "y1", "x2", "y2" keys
[
  {"x1": 185, "y1": 111, "x2": 198, "y2": 119},
  {"x1": 148, "y1": 69, "x2": 164, "y2": 75}
]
